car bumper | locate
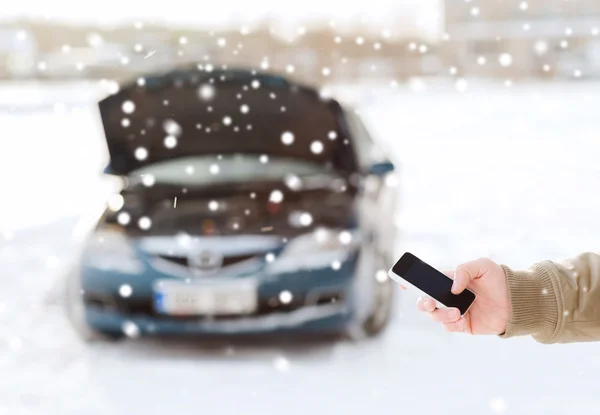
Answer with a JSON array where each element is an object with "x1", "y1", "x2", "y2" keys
[
  {"x1": 85, "y1": 302, "x2": 353, "y2": 335},
  {"x1": 80, "y1": 250, "x2": 361, "y2": 335}
]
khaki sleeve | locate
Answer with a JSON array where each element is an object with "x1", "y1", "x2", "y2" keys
[{"x1": 500, "y1": 252, "x2": 600, "y2": 344}]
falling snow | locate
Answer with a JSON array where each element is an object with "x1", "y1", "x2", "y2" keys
[
  {"x1": 310, "y1": 141, "x2": 324, "y2": 154},
  {"x1": 209, "y1": 164, "x2": 220, "y2": 175},
  {"x1": 121, "y1": 100, "x2": 135, "y2": 114},
  {"x1": 498, "y1": 53, "x2": 513, "y2": 67},
  {"x1": 279, "y1": 290, "x2": 293, "y2": 304},
  {"x1": 138, "y1": 217, "x2": 152, "y2": 230},
  {"x1": 107, "y1": 194, "x2": 124, "y2": 211},
  {"x1": 119, "y1": 284, "x2": 133, "y2": 298},
  {"x1": 163, "y1": 119, "x2": 182, "y2": 136},
  {"x1": 259, "y1": 155, "x2": 269, "y2": 164},
  {"x1": 273, "y1": 356, "x2": 291, "y2": 373},
  {"x1": 281, "y1": 131, "x2": 295, "y2": 145},
  {"x1": 164, "y1": 135, "x2": 178, "y2": 149},
  {"x1": 240, "y1": 104, "x2": 249, "y2": 114},
  {"x1": 208, "y1": 200, "x2": 219, "y2": 211},
  {"x1": 117, "y1": 212, "x2": 131, "y2": 226},
  {"x1": 269, "y1": 190, "x2": 284, "y2": 204},
  {"x1": 142, "y1": 174, "x2": 156, "y2": 187},
  {"x1": 122, "y1": 321, "x2": 141, "y2": 338},
  {"x1": 198, "y1": 84, "x2": 216, "y2": 101}
]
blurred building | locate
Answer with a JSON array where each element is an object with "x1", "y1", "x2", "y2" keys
[{"x1": 444, "y1": 0, "x2": 600, "y2": 78}]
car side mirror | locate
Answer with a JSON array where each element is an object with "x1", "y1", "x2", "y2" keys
[{"x1": 367, "y1": 161, "x2": 395, "y2": 176}]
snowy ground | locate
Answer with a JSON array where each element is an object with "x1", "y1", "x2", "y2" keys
[{"x1": 2, "y1": 80, "x2": 600, "y2": 414}]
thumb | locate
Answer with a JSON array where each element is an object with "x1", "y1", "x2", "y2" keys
[{"x1": 451, "y1": 258, "x2": 489, "y2": 294}]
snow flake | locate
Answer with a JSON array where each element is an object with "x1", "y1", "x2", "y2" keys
[
  {"x1": 179, "y1": 36, "x2": 188, "y2": 45},
  {"x1": 409, "y1": 78, "x2": 426, "y2": 93},
  {"x1": 299, "y1": 212, "x2": 313, "y2": 227},
  {"x1": 240, "y1": 104, "x2": 250, "y2": 114},
  {"x1": 251, "y1": 80, "x2": 260, "y2": 89},
  {"x1": 418, "y1": 44, "x2": 428, "y2": 54},
  {"x1": 542, "y1": 64, "x2": 551, "y2": 72},
  {"x1": 198, "y1": 84, "x2": 215, "y2": 101},
  {"x1": 565, "y1": 27, "x2": 573, "y2": 37},
  {"x1": 205, "y1": 63, "x2": 214, "y2": 72},
  {"x1": 355, "y1": 36, "x2": 364, "y2": 45},
  {"x1": 185, "y1": 165, "x2": 195, "y2": 175},
  {"x1": 504, "y1": 79, "x2": 513, "y2": 87},
  {"x1": 334, "y1": 36, "x2": 342, "y2": 43},
  {"x1": 240, "y1": 25, "x2": 250, "y2": 35},
  {"x1": 134, "y1": 147, "x2": 148, "y2": 160},
  {"x1": 117, "y1": 212, "x2": 131, "y2": 226},
  {"x1": 574, "y1": 69, "x2": 583, "y2": 78},
  {"x1": 285, "y1": 174, "x2": 302, "y2": 190},
  {"x1": 534, "y1": 41, "x2": 548, "y2": 56},
  {"x1": 541, "y1": 288, "x2": 548, "y2": 295},
  {"x1": 137, "y1": 77, "x2": 145, "y2": 86},
  {"x1": 270, "y1": 92, "x2": 277, "y2": 99},
  {"x1": 563, "y1": 310, "x2": 570, "y2": 317},
  {"x1": 265, "y1": 253, "x2": 276, "y2": 263},
  {"x1": 122, "y1": 321, "x2": 140, "y2": 338},
  {"x1": 208, "y1": 200, "x2": 219, "y2": 211},
  {"x1": 119, "y1": 284, "x2": 133, "y2": 298},
  {"x1": 217, "y1": 37, "x2": 227, "y2": 47},
  {"x1": 260, "y1": 154, "x2": 269, "y2": 164},
  {"x1": 322, "y1": 67, "x2": 331, "y2": 76},
  {"x1": 142, "y1": 174, "x2": 155, "y2": 187},
  {"x1": 519, "y1": 1, "x2": 528, "y2": 11},
  {"x1": 449, "y1": 66, "x2": 458, "y2": 75},
  {"x1": 331, "y1": 260, "x2": 341, "y2": 270},
  {"x1": 164, "y1": 135, "x2": 178, "y2": 149},
  {"x1": 375, "y1": 270, "x2": 388, "y2": 283},
  {"x1": 76, "y1": 62, "x2": 85, "y2": 71},
  {"x1": 470, "y1": 7, "x2": 480, "y2": 16},
  {"x1": 38, "y1": 61, "x2": 47, "y2": 71},
  {"x1": 455, "y1": 78, "x2": 469, "y2": 93},
  {"x1": 247, "y1": 124, "x2": 253, "y2": 130},
  {"x1": 592, "y1": 27, "x2": 599, "y2": 36},
  {"x1": 273, "y1": 355, "x2": 290, "y2": 372},
  {"x1": 134, "y1": 43, "x2": 143, "y2": 52},
  {"x1": 279, "y1": 290, "x2": 293, "y2": 304},
  {"x1": 163, "y1": 119, "x2": 182, "y2": 136},
  {"x1": 134, "y1": 21, "x2": 143, "y2": 29},
  {"x1": 310, "y1": 141, "x2": 324, "y2": 154},
  {"x1": 8, "y1": 336, "x2": 22, "y2": 350},
  {"x1": 286, "y1": 64, "x2": 295, "y2": 74},
  {"x1": 138, "y1": 216, "x2": 152, "y2": 230},
  {"x1": 260, "y1": 60, "x2": 270, "y2": 70},
  {"x1": 222, "y1": 116, "x2": 232, "y2": 126},
  {"x1": 62, "y1": 44, "x2": 71, "y2": 53},
  {"x1": 498, "y1": 53, "x2": 513, "y2": 67},
  {"x1": 281, "y1": 131, "x2": 295, "y2": 145},
  {"x1": 560, "y1": 40, "x2": 569, "y2": 49},
  {"x1": 122, "y1": 100, "x2": 135, "y2": 114},
  {"x1": 374, "y1": 42, "x2": 381, "y2": 50},
  {"x1": 477, "y1": 56, "x2": 487, "y2": 65},
  {"x1": 338, "y1": 231, "x2": 352, "y2": 245},
  {"x1": 250, "y1": 192, "x2": 256, "y2": 199},
  {"x1": 269, "y1": 190, "x2": 284, "y2": 203},
  {"x1": 121, "y1": 118, "x2": 130, "y2": 128},
  {"x1": 522, "y1": 23, "x2": 531, "y2": 31},
  {"x1": 209, "y1": 164, "x2": 220, "y2": 175},
  {"x1": 328, "y1": 131, "x2": 337, "y2": 140},
  {"x1": 280, "y1": 106, "x2": 286, "y2": 112},
  {"x1": 488, "y1": 397, "x2": 506, "y2": 414}
]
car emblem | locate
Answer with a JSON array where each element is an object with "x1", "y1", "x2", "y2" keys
[{"x1": 188, "y1": 250, "x2": 223, "y2": 276}]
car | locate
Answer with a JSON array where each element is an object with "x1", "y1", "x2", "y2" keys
[{"x1": 65, "y1": 67, "x2": 399, "y2": 341}]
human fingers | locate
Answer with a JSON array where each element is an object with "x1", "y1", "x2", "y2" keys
[
  {"x1": 451, "y1": 258, "x2": 492, "y2": 294},
  {"x1": 417, "y1": 296, "x2": 436, "y2": 313},
  {"x1": 429, "y1": 307, "x2": 461, "y2": 323},
  {"x1": 443, "y1": 316, "x2": 469, "y2": 333}
]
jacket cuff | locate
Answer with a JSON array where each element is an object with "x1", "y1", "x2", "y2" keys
[{"x1": 499, "y1": 263, "x2": 561, "y2": 342}]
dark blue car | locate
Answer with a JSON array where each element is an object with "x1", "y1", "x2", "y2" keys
[{"x1": 65, "y1": 67, "x2": 399, "y2": 340}]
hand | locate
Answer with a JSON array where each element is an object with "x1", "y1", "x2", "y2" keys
[{"x1": 415, "y1": 258, "x2": 510, "y2": 335}]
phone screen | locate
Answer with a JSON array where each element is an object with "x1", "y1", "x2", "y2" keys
[{"x1": 392, "y1": 253, "x2": 475, "y2": 315}]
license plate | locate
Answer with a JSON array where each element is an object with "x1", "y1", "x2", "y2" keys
[{"x1": 153, "y1": 279, "x2": 258, "y2": 316}]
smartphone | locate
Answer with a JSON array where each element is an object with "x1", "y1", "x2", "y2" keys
[{"x1": 388, "y1": 252, "x2": 476, "y2": 315}]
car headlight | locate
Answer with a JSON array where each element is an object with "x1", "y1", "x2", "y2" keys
[
  {"x1": 83, "y1": 225, "x2": 144, "y2": 274},
  {"x1": 280, "y1": 227, "x2": 360, "y2": 257}
]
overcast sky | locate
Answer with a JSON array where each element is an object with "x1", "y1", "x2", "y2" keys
[{"x1": 0, "y1": 0, "x2": 443, "y2": 39}]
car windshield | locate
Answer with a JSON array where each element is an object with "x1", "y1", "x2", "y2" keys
[{"x1": 127, "y1": 155, "x2": 341, "y2": 186}]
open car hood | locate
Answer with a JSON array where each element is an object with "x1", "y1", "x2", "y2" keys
[{"x1": 98, "y1": 68, "x2": 358, "y2": 176}]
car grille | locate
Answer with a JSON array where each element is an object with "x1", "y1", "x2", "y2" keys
[{"x1": 156, "y1": 252, "x2": 260, "y2": 268}]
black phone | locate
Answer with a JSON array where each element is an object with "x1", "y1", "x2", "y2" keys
[{"x1": 388, "y1": 252, "x2": 476, "y2": 315}]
